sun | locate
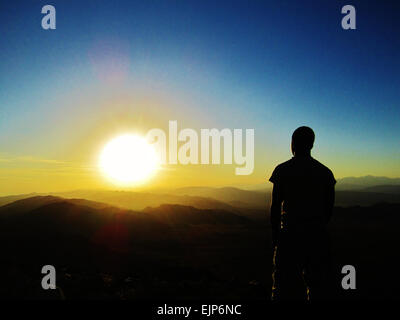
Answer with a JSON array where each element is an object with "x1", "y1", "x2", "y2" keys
[{"x1": 99, "y1": 134, "x2": 159, "y2": 185}]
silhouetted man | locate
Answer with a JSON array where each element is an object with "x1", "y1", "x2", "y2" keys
[{"x1": 269, "y1": 126, "x2": 335, "y2": 300}]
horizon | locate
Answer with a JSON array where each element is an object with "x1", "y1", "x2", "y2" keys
[{"x1": 1, "y1": 174, "x2": 400, "y2": 197}]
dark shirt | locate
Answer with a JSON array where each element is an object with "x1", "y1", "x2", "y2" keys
[{"x1": 269, "y1": 156, "x2": 336, "y2": 228}]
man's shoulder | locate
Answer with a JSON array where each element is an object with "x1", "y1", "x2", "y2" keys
[
  {"x1": 272, "y1": 158, "x2": 295, "y2": 175},
  {"x1": 274, "y1": 158, "x2": 295, "y2": 171},
  {"x1": 310, "y1": 158, "x2": 336, "y2": 184},
  {"x1": 269, "y1": 158, "x2": 294, "y2": 183},
  {"x1": 310, "y1": 158, "x2": 334, "y2": 174}
]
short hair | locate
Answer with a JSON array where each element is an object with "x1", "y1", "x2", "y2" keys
[{"x1": 292, "y1": 126, "x2": 315, "y2": 152}]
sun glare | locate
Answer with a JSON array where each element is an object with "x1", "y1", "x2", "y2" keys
[{"x1": 99, "y1": 134, "x2": 159, "y2": 185}]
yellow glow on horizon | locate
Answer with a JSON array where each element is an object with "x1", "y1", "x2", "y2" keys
[{"x1": 99, "y1": 134, "x2": 159, "y2": 186}]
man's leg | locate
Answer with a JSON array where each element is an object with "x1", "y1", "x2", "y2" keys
[
  {"x1": 272, "y1": 231, "x2": 307, "y2": 300},
  {"x1": 303, "y1": 228, "x2": 333, "y2": 300}
]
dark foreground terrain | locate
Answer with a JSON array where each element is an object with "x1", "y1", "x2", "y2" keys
[{"x1": 0, "y1": 195, "x2": 399, "y2": 300}]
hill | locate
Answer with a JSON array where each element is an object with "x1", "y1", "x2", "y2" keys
[
  {"x1": 0, "y1": 196, "x2": 265, "y2": 299},
  {"x1": 0, "y1": 196, "x2": 400, "y2": 299},
  {"x1": 361, "y1": 185, "x2": 400, "y2": 194},
  {"x1": 173, "y1": 186, "x2": 267, "y2": 209},
  {"x1": 0, "y1": 195, "x2": 111, "y2": 216},
  {"x1": 144, "y1": 204, "x2": 251, "y2": 226},
  {"x1": 336, "y1": 176, "x2": 400, "y2": 190},
  {"x1": 0, "y1": 193, "x2": 39, "y2": 207},
  {"x1": 335, "y1": 190, "x2": 400, "y2": 207},
  {"x1": 52, "y1": 190, "x2": 239, "y2": 212}
]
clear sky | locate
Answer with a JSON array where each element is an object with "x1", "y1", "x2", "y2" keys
[{"x1": 0, "y1": 0, "x2": 399, "y2": 195}]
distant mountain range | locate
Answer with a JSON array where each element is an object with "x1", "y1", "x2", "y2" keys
[
  {"x1": 228, "y1": 176, "x2": 400, "y2": 192},
  {"x1": 361, "y1": 185, "x2": 400, "y2": 194},
  {"x1": 0, "y1": 176, "x2": 399, "y2": 213},
  {"x1": 173, "y1": 186, "x2": 267, "y2": 208},
  {"x1": 336, "y1": 175, "x2": 400, "y2": 190},
  {"x1": 0, "y1": 194, "x2": 399, "y2": 299},
  {"x1": 0, "y1": 195, "x2": 255, "y2": 262},
  {"x1": 0, "y1": 195, "x2": 261, "y2": 298}
]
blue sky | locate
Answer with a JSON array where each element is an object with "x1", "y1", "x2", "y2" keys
[{"x1": 0, "y1": 0, "x2": 399, "y2": 192}]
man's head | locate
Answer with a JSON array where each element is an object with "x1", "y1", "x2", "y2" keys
[{"x1": 291, "y1": 126, "x2": 315, "y2": 156}]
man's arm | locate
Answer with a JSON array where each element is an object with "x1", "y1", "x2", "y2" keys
[{"x1": 270, "y1": 183, "x2": 283, "y2": 247}]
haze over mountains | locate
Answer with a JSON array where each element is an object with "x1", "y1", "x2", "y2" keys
[
  {"x1": 0, "y1": 175, "x2": 399, "y2": 299},
  {"x1": 0, "y1": 192, "x2": 399, "y2": 299},
  {"x1": 0, "y1": 175, "x2": 399, "y2": 212},
  {"x1": 0, "y1": 172, "x2": 400, "y2": 299},
  {"x1": 335, "y1": 175, "x2": 400, "y2": 190},
  {"x1": 0, "y1": 195, "x2": 266, "y2": 299}
]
